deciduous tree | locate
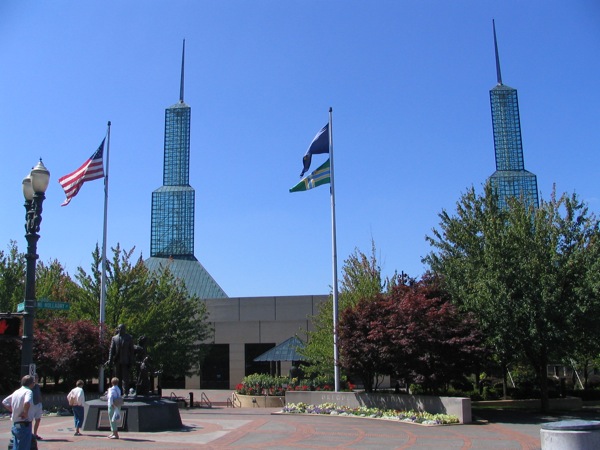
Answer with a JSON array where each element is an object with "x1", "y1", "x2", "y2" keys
[
  {"x1": 338, "y1": 278, "x2": 486, "y2": 393},
  {"x1": 425, "y1": 184, "x2": 600, "y2": 410},
  {"x1": 338, "y1": 295, "x2": 394, "y2": 392},
  {"x1": 301, "y1": 240, "x2": 390, "y2": 378},
  {"x1": 34, "y1": 318, "x2": 109, "y2": 386},
  {"x1": 0, "y1": 241, "x2": 25, "y2": 313},
  {"x1": 74, "y1": 244, "x2": 213, "y2": 380}
]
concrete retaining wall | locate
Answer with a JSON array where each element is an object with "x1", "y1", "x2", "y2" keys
[
  {"x1": 285, "y1": 391, "x2": 471, "y2": 424},
  {"x1": 236, "y1": 394, "x2": 286, "y2": 408},
  {"x1": 473, "y1": 397, "x2": 582, "y2": 411}
]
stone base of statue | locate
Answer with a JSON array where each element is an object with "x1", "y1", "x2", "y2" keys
[{"x1": 82, "y1": 395, "x2": 182, "y2": 432}]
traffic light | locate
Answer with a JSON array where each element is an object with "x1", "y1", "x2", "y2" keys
[{"x1": 0, "y1": 316, "x2": 21, "y2": 337}]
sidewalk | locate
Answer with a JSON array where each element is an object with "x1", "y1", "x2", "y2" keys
[
  {"x1": 2, "y1": 396, "x2": 598, "y2": 449},
  {"x1": 0, "y1": 406, "x2": 538, "y2": 449}
]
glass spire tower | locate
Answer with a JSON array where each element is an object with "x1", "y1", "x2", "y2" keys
[
  {"x1": 488, "y1": 21, "x2": 539, "y2": 210},
  {"x1": 150, "y1": 44, "x2": 194, "y2": 258},
  {"x1": 147, "y1": 41, "x2": 227, "y2": 299}
]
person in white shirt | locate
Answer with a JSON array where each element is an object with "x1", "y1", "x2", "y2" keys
[
  {"x1": 2, "y1": 375, "x2": 35, "y2": 450},
  {"x1": 107, "y1": 377, "x2": 122, "y2": 439},
  {"x1": 67, "y1": 379, "x2": 86, "y2": 436}
]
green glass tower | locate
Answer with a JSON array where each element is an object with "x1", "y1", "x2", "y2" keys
[
  {"x1": 146, "y1": 41, "x2": 227, "y2": 299},
  {"x1": 488, "y1": 21, "x2": 539, "y2": 210}
]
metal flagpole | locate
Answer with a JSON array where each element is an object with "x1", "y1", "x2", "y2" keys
[
  {"x1": 99, "y1": 120, "x2": 111, "y2": 393},
  {"x1": 328, "y1": 107, "x2": 341, "y2": 392}
]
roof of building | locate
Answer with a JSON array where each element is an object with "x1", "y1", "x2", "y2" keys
[{"x1": 145, "y1": 256, "x2": 228, "y2": 299}]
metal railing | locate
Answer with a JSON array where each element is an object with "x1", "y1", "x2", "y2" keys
[
  {"x1": 199, "y1": 391, "x2": 212, "y2": 408},
  {"x1": 230, "y1": 392, "x2": 241, "y2": 408}
]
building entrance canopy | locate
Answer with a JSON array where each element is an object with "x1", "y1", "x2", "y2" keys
[{"x1": 253, "y1": 336, "x2": 306, "y2": 362}]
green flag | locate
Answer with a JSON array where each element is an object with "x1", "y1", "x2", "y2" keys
[{"x1": 290, "y1": 159, "x2": 330, "y2": 193}]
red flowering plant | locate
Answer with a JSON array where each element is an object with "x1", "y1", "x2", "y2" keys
[{"x1": 236, "y1": 374, "x2": 288, "y2": 396}]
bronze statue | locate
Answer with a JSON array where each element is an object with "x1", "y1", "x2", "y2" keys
[
  {"x1": 134, "y1": 336, "x2": 154, "y2": 395},
  {"x1": 106, "y1": 324, "x2": 135, "y2": 394}
]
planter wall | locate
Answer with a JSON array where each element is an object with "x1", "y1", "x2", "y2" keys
[
  {"x1": 236, "y1": 394, "x2": 286, "y2": 408},
  {"x1": 286, "y1": 391, "x2": 472, "y2": 424},
  {"x1": 473, "y1": 397, "x2": 582, "y2": 411}
]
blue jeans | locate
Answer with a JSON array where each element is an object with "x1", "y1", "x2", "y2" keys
[
  {"x1": 11, "y1": 421, "x2": 32, "y2": 450},
  {"x1": 72, "y1": 405, "x2": 84, "y2": 429}
]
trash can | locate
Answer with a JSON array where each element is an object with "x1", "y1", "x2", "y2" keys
[{"x1": 541, "y1": 420, "x2": 600, "y2": 450}]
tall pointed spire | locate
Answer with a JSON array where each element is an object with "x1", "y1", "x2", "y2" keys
[
  {"x1": 180, "y1": 39, "x2": 185, "y2": 103},
  {"x1": 488, "y1": 20, "x2": 539, "y2": 211},
  {"x1": 493, "y1": 20, "x2": 503, "y2": 86},
  {"x1": 147, "y1": 39, "x2": 228, "y2": 299}
]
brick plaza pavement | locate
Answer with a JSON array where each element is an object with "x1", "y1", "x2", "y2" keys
[
  {"x1": 0, "y1": 406, "x2": 554, "y2": 449},
  {"x1": 2, "y1": 396, "x2": 599, "y2": 449}
]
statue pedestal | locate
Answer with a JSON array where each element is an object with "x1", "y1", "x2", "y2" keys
[{"x1": 82, "y1": 396, "x2": 182, "y2": 432}]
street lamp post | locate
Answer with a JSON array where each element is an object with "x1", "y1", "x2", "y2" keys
[{"x1": 20, "y1": 159, "x2": 50, "y2": 377}]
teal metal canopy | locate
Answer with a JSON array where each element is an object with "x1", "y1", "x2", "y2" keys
[{"x1": 253, "y1": 336, "x2": 305, "y2": 362}]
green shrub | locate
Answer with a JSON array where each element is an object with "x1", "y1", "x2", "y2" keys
[
  {"x1": 482, "y1": 386, "x2": 500, "y2": 400},
  {"x1": 236, "y1": 373, "x2": 354, "y2": 396},
  {"x1": 235, "y1": 374, "x2": 288, "y2": 396},
  {"x1": 469, "y1": 391, "x2": 484, "y2": 401},
  {"x1": 408, "y1": 384, "x2": 425, "y2": 395}
]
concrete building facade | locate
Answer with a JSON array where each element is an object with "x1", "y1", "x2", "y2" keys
[{"x1": 186, "y1": 295, "x2": 328, "y2": 390}]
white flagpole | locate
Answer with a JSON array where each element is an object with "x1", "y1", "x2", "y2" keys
[
  {"x1": 328, "y1": 107, "x2": 341, "y2": 392},
  {"x1": 99, "y1": 120, "x2": 111, "y2": 393}
]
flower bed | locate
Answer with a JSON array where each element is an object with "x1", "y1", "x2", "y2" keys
[{"x1": 282, "y1": 402, "x2": 459, "y2": 425}]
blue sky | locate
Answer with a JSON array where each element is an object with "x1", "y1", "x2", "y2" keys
[{"x1": 1, "y1": 1, "x2": 598, "y2": 298}]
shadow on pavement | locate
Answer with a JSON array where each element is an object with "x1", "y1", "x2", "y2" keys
[{"x1": 474, "y1": 406, "x2": 600, "y2": 425}]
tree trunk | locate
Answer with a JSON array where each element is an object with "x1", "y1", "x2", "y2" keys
[
  {"x1": 538, "y1": 363, "x2": 549, "y2": 412},
  {"x1": 474, "y1": 371, "x2": 481, "y2": 394},
  {"x1": 502, "y1": 362, "x2": 508, "y2": 399},
  {"x1": 364, "y1": 372, "x2": 374, "y2": 393}
]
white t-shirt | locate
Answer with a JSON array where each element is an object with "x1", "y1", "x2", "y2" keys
[
  {"x1": 2, "y1": 386, "x2": 33, "y2": 422},
  {"x1": 67, "y1": 386, "x2": 85, "y2": 406}
]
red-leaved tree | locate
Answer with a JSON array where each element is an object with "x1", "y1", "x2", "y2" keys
[
  {"x1": 388, "y1": 283, "x2": 487, "y2": 393},
  {"x1": 34, "y1": 318, "x2": 110, "y2": 387},
  {"x1": 339, "y1": 278, "x2": 487, "y2": 393},
  {"x1": 338, "y1": 294, "x2": 395, "y2": 392}
]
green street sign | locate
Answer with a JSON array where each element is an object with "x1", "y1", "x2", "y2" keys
[
  {"x1": 36, "y1": 300, "x2": 70, "y2": 310},
  {"x1": 16, "y1": 299, "x2": 70, "y2": 311}
]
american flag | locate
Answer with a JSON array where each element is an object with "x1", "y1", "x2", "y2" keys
[{"x1": 59, "y1": 139, "x2": 105, "y2": 206}]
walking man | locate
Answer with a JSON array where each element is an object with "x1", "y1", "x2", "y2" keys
[{"x1": 2, "y1": 375, "x2": 35, "y2": 450}]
